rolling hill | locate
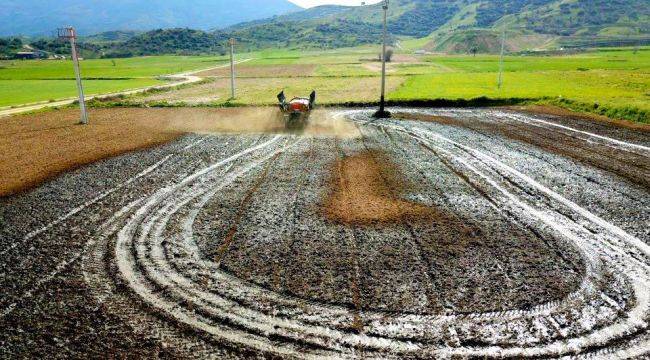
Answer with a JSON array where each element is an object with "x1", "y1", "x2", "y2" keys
[
  {"x1": 0, "y1": 0, "x2": 301, "y2": 37},
  {"x1": 3, "y1": 0, "x2": 649, "y2": 56},
  {"x1": 225, "y1": 0, "x2": 650, "y2": 52}
]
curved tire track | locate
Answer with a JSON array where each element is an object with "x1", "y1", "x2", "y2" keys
[{"x1": 69, "y1": 110, "x2": 650, "y2": 358}]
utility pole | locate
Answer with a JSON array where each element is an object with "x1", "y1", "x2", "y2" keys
[
  {"x1": 497, "y1": 26, "x2": 506, "y2": 90},
  {"x1": 58, "y1": 27, "x2": 88, "y2": 124},
  {"x1": 373, "y1": 0, "x2": 391, "y2": 119},
  {"x1": 229, "y1": 38, "x2": 236, "y2": 99}
]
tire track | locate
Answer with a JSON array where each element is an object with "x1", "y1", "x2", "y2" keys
[
  {"x1": 498, "y1": 111, "x2": 650, "y2": 155},
  {"x1": 356, "y1": 125, "x2": 444, "y2": 315},
  {"x1": 333, "y1": 138, "x2": 366, "y2": 338},
  {"x1": 357, "y1": 113, "x2": 649, "y2": 357},
  {"x1": 0, "y1": 138, "x2": 210, "y2": 317},
  {"x1": 214, "y1": 152, "x2": 282, "y2": 267},
  {"x1": 7, "y1": 108, "x2": 646, "y2": 358}
]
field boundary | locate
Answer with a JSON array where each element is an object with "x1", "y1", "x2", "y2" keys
[{"x1": 81, "y1": 95, "x2": 649, "y2": 124}]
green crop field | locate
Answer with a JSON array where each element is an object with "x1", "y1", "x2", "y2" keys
[
  {"x1": 422, "y1": 49, "x2": 650, "y2": 73},
  {"x1": 3, "y1": 47, "x2": 649, "y2": 123},
  {"x1": 0, "y1": 79, "x2": 164, "y2": 107},
  {"x1": 198, "y1": 47, "x2": 650, "y2": 122},
  {"x1": 390, "y1": 48, "x2": 650, "y2": 122},
  {"x1": 0, "y1": 56, "x2": 228, "y2": 107},
  {"x1": 0, "y1": 56, "x2": 227, "y2": 80}
]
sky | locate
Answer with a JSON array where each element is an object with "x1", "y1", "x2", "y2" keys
[{"x1": 288, "y1": 0, "x2": 382, "y2": 8}]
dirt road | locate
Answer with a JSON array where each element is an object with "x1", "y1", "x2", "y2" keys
[{"x1": 1, "y1": 108, "x2": 649, "y2": 358}]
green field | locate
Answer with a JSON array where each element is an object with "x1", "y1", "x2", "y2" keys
[
  {"x1": 0, "y1": 56, "x2": 228, "y2": 107},
  {"x1": 392, "y1": 48, "x2": 649, "y2": 122},
  {"x1": 0, "y1": 56, "x2": 227, "y2": 79},
  {"x1": 3, "y1": 48, "x2": 649, "y2": 122},
  {"x1": 422, "y1": 49, "x2": 650, "y2": 73},
  {"x1": 152, "y1": 47, "x2": 650, "y2": 122},
  {"x1": 0, "y1": 79, "x2": 164, "y2": 107},
  {"x1": 243, "y1": 47, "x2": 650, "y2": 122}
]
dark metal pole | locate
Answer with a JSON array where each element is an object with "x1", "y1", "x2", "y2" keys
[{"x1": 373, "y1": 0, "x2": 391, "y2": 119}]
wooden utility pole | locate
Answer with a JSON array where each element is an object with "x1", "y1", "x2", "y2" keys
[{"x1": 58, "y1": 27, "x2": 88, "y2": 124}]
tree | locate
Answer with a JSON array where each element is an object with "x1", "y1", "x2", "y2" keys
[
  {"x1": 385, "y1": 48, "x2": 394, "y2": 62},
  {"x1": 379, "y1": 48, "x2": 394, "y2": 62}
]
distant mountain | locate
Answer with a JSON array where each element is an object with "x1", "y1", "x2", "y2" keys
[
  {"x1": 225, "y1": 0, "x2": 650, "y2": 52},
  {"x1": 4, "y1": 0, "x2": 649, "y2": 56},
  {"x1": 0, "y1": 0, "x2": 301, "y2": 37},
  {"x1": 108, "y1": 28, "x2": 230, "y2": 57},
  {"x1": 227, "y1": 5, "x2": 353, "y2": 31}
]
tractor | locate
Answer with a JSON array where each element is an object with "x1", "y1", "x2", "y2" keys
[{"x1": 277, "y1": 90, "x2": 316, "y2": 130}]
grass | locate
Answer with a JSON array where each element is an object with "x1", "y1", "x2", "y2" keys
[
  {"x1": 390, "y1": 47, "x2": 650, "y2": 122},
  {"x1": 3, "y1": 46, "x2": 649, "y2": 123},
  {"x1": 0, "y1": 78, "x2": 164, "y2": 107},
  {"x1": 122, "y1": 46, "x2": 649, "y2": 123},
  {"x1": 0, "y1": 56, "x2": 227, "y2": 80},
  {"x1": 423, "y1": 49, "x2": 650, "y2": 73},
  {"x1": 391, "y1": 70, "x2": 649, "y2": 109},
  {"x1": 0, "y1": 56, "x2": 228, "y2": 107}
]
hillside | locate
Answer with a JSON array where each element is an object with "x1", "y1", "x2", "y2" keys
[
  {"x1": 224, "y1": 0, "x2": 650, "y2": 52},
  {"x1": 426, "y1": 29, "x2": 556, "y2": 54},
  {"x1": 3, "y1": 0, "x2": 649, "y2": 56},
  {"x1": 227, "y1": 5, "x2": 353, "y2": 30},
  {"x1": 8, "y1": 29, "x2": 231, "y2": 59},
  {"x1": 0, "y1": 0, "x2": 301, "y2": 37},
  {"x1": 231, "y1": 20, "x2": 386, "y2": 51},
  {"x1": 83, "y1": 31, "x2": 142, "y2": 44},
  {"x1": 107, "y1": 29, "x2": 230, "y2": 57}
]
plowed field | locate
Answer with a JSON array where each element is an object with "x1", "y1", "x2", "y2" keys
[{"x1": 1, "y1": 108, "x2": 649, "y2": 358}]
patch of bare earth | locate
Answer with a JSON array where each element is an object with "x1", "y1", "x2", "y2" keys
[
  {"x1": 0, "y1": 108, "x2": 363, "y2": 196},
  {"x1": 195, "y1": 64, "x2": 317, "y2": 78},
  {"x1": 137, "y1": 76, "x2": 406, "y2": 105},
  {"x1": 319, "y1": 145, "x2": 583, "y2": 313},
  {"x1": 362, "y1": 62, "x2": 397, "y2": 73},
  {"x1": 391, "y1": 54, "x2": 420, "y2": 63},
  {"x1": 0, "y1": 108, "x2": 183, "y2": 196},
  {"x1": 323, "y1": 150, "x2": 436, "y2": 225}
]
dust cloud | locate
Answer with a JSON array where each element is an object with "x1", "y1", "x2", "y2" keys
[
  {"x1": 302, "y1": 110, "x2": 360, "y2": 138},
  {"x1": 165, "y1": 108, "x2": 360, "y2": 138}
]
